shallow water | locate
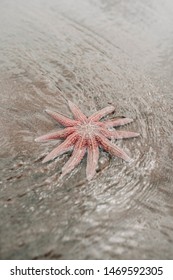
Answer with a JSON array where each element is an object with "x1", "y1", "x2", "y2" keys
[{"x1": 0, "y1": 0, "x2": 173, "y2": 259}]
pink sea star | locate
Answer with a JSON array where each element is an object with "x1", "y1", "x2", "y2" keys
[{"x1": 35, "y1": 100, "x2": 139, "y2": 180}]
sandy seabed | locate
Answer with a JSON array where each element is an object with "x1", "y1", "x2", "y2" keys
[{"x1": 0, "y1": 0, "x2": 173, "y2": 259}]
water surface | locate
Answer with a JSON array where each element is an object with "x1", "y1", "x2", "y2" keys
[{"x1": 0, "y1": 0, "x2": 173, "y2": 259}]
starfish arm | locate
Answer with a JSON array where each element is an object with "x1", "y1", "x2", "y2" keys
[
  {"x1": 61, "y1": 137, "x2": 86, "y2": 177},
  {"x1": 89, "y1": 105, "x2": 115, "y2": 122},
  {"x1": 45, "y1": 109, "x2": 79, "y2": 127},
  {"x1": 42, "y1": 132, "x2": 78, "y2": 163},
  {"x1": 99, "y1": 127, "x2": 140, "y2": 139},
  {"x1": 86, "y1": 137, "x2": 99, "y2": 181},
  {"x1": 96, "y1": 133, "x2": 131, "y2": 162},
  {"x1": 68, "y1": 100, "x2": 87, "y2": 122},
  {"x1": 101, "y1": 117, "x2": 133, "y2": 127},
  {"x1": 35, "y1": 127, "x2": 76, "y2": 142}
]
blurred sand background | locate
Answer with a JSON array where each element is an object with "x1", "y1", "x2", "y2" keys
[{"x1": 0, "y1": 0, "x2": 173, "y2": 259}]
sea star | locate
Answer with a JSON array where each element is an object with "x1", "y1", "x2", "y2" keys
[{"x1": 35, "y1": 100, "x2": 139, "y2": 180}]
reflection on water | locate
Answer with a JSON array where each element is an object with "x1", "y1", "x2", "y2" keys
[{"x1": 0, "y1": 0, "x2": 173, "y2": 259}]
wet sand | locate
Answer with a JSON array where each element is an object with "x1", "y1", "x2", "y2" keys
[{"x1": 0, "y1": 0, "x2": 173, "y2": 259}]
